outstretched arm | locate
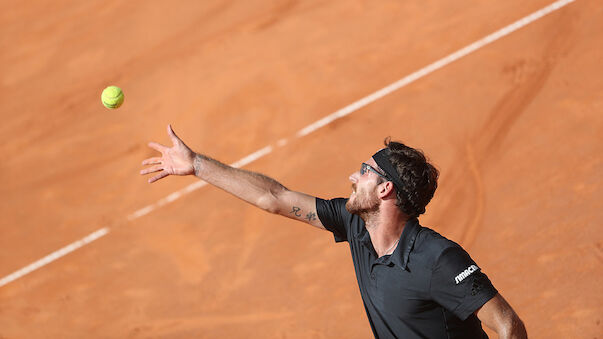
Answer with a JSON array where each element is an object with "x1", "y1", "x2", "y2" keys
[
  {"x1": 476, "y1": 293, "x2": 527, "y2": 339},
  {"x1": 140, "y1": 125, "x2": 325, "y2": 229}
]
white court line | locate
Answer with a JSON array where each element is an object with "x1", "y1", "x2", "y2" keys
[
  {"x1": 0, "y1": 228, "x2": 109, "y2": 287},
  {"x1": 0, "y1": 0, "x2": 576, "y2": 288},
  {"x1": 296, "y1": 0, "x2": 576, "y2": 137}
]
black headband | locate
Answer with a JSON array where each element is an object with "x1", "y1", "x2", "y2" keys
[{"x1": 372, "y1": 148, "x2": 404, "y2": 192}]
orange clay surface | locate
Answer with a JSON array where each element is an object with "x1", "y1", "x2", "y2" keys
[{"x1": 1, "y1": 1, "x2": 602, "y2": 337}]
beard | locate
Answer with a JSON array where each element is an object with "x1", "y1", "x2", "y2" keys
[{"x1": 346, "y1": 184, "x2": 380, "y2": 217}]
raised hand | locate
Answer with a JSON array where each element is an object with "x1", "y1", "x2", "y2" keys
[{"x1": 141, "y1": 124, "x2": 196, "y2": 183}]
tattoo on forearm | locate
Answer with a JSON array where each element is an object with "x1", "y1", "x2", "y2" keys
[
  {"x1": 305, "y1": 212, "x2": 317, "y2": 221},
  {"x1": 290, "y1": 206, "x2": 302, "y2": 217}
]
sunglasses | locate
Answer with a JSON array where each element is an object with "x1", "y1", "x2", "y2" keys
[{"x1": 360, "y1": 163, "x2": 389, "y2": 181}]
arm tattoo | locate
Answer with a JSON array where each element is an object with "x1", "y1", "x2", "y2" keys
[
  {"x1": 290, "y1": 207, "x2": 317, "y2": 222},
  {"x1": 290, "y1": 206, "x2": 302, "y2": 217},
  {"x1": 305, "y1": 212, "x2": 317, "y2": 221}
]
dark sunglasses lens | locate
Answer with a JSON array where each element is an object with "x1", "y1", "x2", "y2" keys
[{"x1": 360, "y1": 163, "x2": 367, "y2": 175}]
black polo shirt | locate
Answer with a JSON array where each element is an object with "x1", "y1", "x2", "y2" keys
[{"x1": 317, "y1": 198, "x2": 498, "y2": 339}]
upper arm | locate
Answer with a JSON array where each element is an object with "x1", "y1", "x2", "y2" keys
[
  {"x1": 430, "y1": 246, "x2": 498, "y2": 320},
  {"x1": 476, "y1": 293, "x2": 527, "y2": 338},
  {"x1": 271, "y1": 189, "x2": 326, "y2": 230}
]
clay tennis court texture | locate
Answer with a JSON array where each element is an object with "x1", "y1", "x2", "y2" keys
[{"x1": 1, "y1": 0, "x2": 601, "y2": 337}]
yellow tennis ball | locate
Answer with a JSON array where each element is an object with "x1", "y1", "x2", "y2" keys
[{"x1": 101, "y1": 85, "x2": 124, "y2": 109}]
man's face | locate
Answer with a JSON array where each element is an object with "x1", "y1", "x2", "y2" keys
[{"x1": 345, "y1": 157, "x2": 385, "y2": 216}]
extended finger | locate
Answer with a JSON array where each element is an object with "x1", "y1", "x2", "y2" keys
[
  {"x1": 148, "y1": 141, "x2": 168, "y2": 153},
  {"x1": 149, "y1": 171, "x2": 169, "y2": 183},
  {"x1": 142, "y1": 157, "x2": 162, "y2": 166},
  {"x1": 140, "y1": 165, "x2": 164, "y2": 175}
]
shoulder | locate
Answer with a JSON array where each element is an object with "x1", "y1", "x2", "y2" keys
[
  {"x1": 316, "y1": 197, "x2": 363, "y2": 243},
  {"x1": 413, "y1": 226, "x2": 464, "y2": 267},
  {"x1": 316, "y1": 197, "x2": 350, "y2": 220}
]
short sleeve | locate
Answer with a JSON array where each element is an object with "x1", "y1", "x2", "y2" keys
[
  {"x1": 430, "y1": 246, "x2": 498, "y2": 320},
  {"x1": 316, "y1": 198, "x2": 350, "y2": 243}
]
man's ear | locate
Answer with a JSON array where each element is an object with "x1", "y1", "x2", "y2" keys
[{"x1": 378, "y1": 181, "x2": 395, "y2": 199}]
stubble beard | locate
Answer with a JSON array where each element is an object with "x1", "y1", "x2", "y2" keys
[{"x1": 346, "y1": 184, "x2": 380, "y2": 219}]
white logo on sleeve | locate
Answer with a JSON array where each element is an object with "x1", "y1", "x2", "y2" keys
[{"x1": 454, "y1": 264, "x2": 479, "y2": 284}]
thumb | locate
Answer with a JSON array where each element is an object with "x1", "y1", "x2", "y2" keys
[{"x1": 167, "y1": 124, "x2": 181, "y2": 146}]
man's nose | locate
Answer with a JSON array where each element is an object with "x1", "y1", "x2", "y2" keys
[{"x1": 349, "y1": 172, "x2": 359, "y2": 183}]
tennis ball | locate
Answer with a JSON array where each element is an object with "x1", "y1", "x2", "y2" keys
[{"x1": 101, "y1": 85, "x2": 124, "y2": 109}]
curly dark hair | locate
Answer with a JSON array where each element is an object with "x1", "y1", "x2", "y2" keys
[{"x1": 384, "y1": 138, "x2": 439, "y2": 218}]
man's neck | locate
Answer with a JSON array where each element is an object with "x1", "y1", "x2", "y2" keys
[{"x1": 364, "y1": 204, "x2": 409, "y2": 257}]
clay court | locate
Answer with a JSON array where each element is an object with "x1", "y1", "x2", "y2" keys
[{"x1": 1, "y1": 0, "x2": 602, "y2": 337}]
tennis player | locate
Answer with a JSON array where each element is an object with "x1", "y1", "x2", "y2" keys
[{"x1": 141, "y1": 125, "x2": 527, "y2": 338}]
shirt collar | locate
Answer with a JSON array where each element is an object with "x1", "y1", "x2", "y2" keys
[
  {"x1": 390, "y1": 218, "x2": 421, "y2": 270},
  {"x1": 357, "y1": 218, "x2": 421, "y2": 270},
  {"x1": 359, "y1": 227, "x2": 375, "y2": 254}
]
